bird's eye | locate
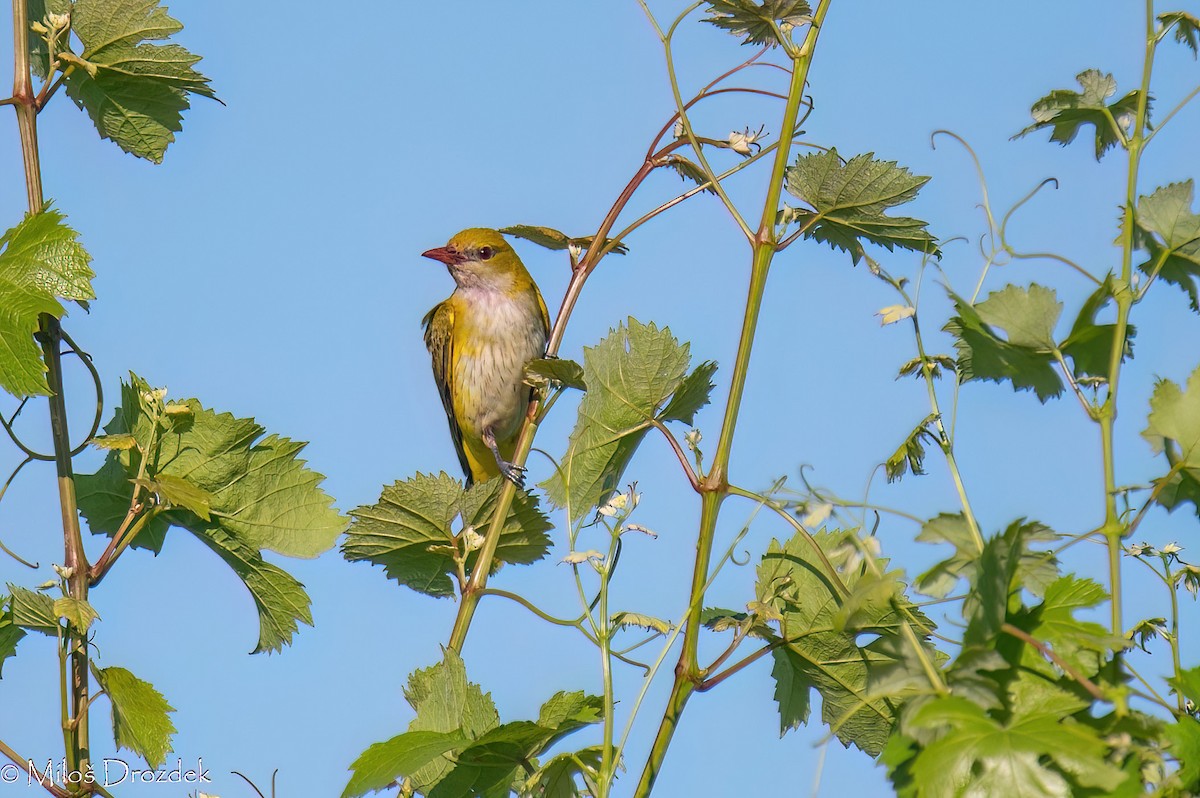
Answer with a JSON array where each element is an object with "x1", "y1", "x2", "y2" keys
[{"x1": 478, "y1": 246, "x2": 494, "y2": 261}]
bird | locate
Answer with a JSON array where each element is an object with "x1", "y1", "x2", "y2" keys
[{"x1": 420, "y1": 228, "x2": 550, "y2": 488}]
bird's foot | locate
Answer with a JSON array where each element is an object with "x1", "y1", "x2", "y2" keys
[{"x1": 498, "y1": 460, "x2": 527, "y2": 489}]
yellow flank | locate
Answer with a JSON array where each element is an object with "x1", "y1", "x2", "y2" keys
[{"x1": 421, "y1": 228, "x2": 550, "y2": 486}]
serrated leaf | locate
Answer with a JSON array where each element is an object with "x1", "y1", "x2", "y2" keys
[
  {"x1": 1019, "y1": 576, "x2": 1127, "y2": 678},
  {"x1": 1059, "y1": 274, "x2": 1135, "y2": 377},
  {"x1": 433, "y1": 693, "x2": 602, "y2": 798},
  {"x1": 944, "y1": 288, "x2": 1064, "y2": 402},
  {"x1": 906, "y1": 696, "x2": 1126, "y2": 797},
  {"x1": 975, "y1": 283, "x2": 1062, "y2": 350},
  {"x1": 192, "y1": 525, "x2": 313, "y2": 654},
  {"x1": 659, "y1": 360, "x2": 717, "y2": 424},
  {"x1": 404, "y1": 650, "x2": 500, "y2": 791},
  {"x1": 521, "y1": 748, "x2": 603, "y2": 798},
  {"x1": 703, "y1": 0, "x2": 813, "y2": 46},
  {"x1": 134, "y1": 475, "x2": 212, "y2": 520},
  {"x1": 701, "y1": 606, "x2": 776, "y2": 639},
  {"x1": 1160, "y1": 11, "x2": 1200, "y2": 57},
  {"x1": 53, "y1": 596, "x2": 99, "y2": 632},
  {"x1": 897, "y1": 354, "x2": 956, "y2": 381},
  {"x1": 1134, "y1": 181, "x2": 1200, "y2": 312},
  {"x1": 542, "y1": 319, "x2": 698, "y2": 518},
  {"x1": 343, "y1": 473, "x2": 551, "y2": 598},
  {"x1": 783, "y1": 148, "x2": 940, "y2": 265},
  {"x1": 0, "y1": 207, "x2": 95, "y2": 398},
  {"x1": 663, "y1": 155, "x2": 716, "y2": 194},
  {"x1": 610, "y1": 611, "x2": 671, "y2": 634},
  {"x1": 885, "y1": 413, "x2": 939, "y2": 482},
  {"x1": 524, "y1": 358, "x2": 586, "y2": 391},
  {"x1": 78, "y1": 373, "x2": 345, "y2": 558},
  {"x1": 90, "y1": 433, "x2": 137, "y2": 450},
  {"x1": 917, "y1": 516, "x2": 1057, "y2": 603},
  {"x1": 499, "y1": 225, "x2": 628, "y2": 256},
  {"x1": 61, "y1": 0, "x2": 216, "y2": 162},
  {"x1": 1014, "y1": 69, "x2": 1145, "y2": 160},
  {"x1": 0, "y1": 595, "x2": 26, "y2": 677},
  {"x1": 1166, "y1": 717, "x2": 1200, "y2": 790},
  {"x1": 758, "y1": 529, "x2": 935, "y2": 754},
  {"x1": 8, "y1": 584, "x2": 57, "y2": 634},
  {"x1": 92, "y1": 665, "x2": 176, "y2": 769},
  {"x1": 342, "y1": 730, "x2": 469, "y2": 798},
  {"x1": 1143, "y1": 366, "x2": 1200, "y2": 517}
]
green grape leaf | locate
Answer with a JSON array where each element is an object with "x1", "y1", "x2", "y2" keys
[
  {"x1": 1134, "y1": 181, "x2": 1200, "y2": 312},
  {"x1": 975, "y1": 283, "x2": 1062, "y2": 349},
  {"x1": 0, "y1": 594, "x2": 26, "y2": 677},
  {"x1": 78, "y1": 373, "x2": 345, "y2": 558},
  {"x1": 1166, "y1": 717, "x2": 1200, "y2": 791},
  {"x1": 944, "y1": 288, "x2": 1064, "y2": 402},
  {"x1": 91, "y1": 665, "x2": 177, "y2": 769},
  {"x1": 192, "y1": 524, "x2": 314, "y2": 654},
  {"x1": 433, "y1": 693, "x2": 602, "y2": 798},
  {"x1": 961, "y1": 520, "x2": 1060, "y2": 645},
  {"x1": 1143, "y1": 365, "x2": 1200, "y2": 516},
  {"x1": 343, "y1": 473, "x2": 551, "y2": 599},
  {"x1": 885, "y1": 413, "x2": 939, "y2": 482},
  {"x1": 499, "y1": 225, "x2": 628, "y2": 256},
  {"x1": 521, "y1": 747, "x2": 603, "y2": 798},
  {"x1": 782, "y1": 148, "x2": 940, "y2": 264},
  {"x1": 134, "y1": 474, "x2": 212, "y2": 520},
  {"x1": 906, "y1": 697, "x2": 1126, "y2": 797},
  {"x1": 61, "y1": 0, "x2": 217, "y2": 163},
  {"x1": 542, "y1": 319, "x2": 700, "y2": 518},
  {"x1": 342, "y1": 730, "x2": 469, "y2": 798},
  {"x1": 1018, "y1": 576, "x2": 1128, "y2": 678},
  {"x1": 524, "y1": 358, "x2": 586, "y2": 391},
  {"x1": 1160, "y1": 11, "x2": 1200, "y2": 57},
  {"x1": 703, "y1": 0, "x2": 813, "y2": 46},
  {"x1": 913, "y1": 513, "x2": 983, "y2": 598},
  {"x1": 663, "y1": 155, "x2": 717, "y2": 195},
  {"x1": 758, "y1": 529, "x2": 935, "y2": 754},
  {"x1": 659, "y1": 360, "x2": 717, "y2": 424},
  {"x1": 8, "y1": 584, "x2": 57, "y2": 634},
  {"x1": 1059, "y1": 274, "x2": 1135, "y2": 377},
  {"x1": 404, "y1": 650, "x2": 500, "y2": 792},
  {"x1": 1014, "y1": 69, "x2": 1145, "y2": 160},
  {"x1": 0, "y1": 207, "x2": 94, "y2": 398},
  {"x1": 53, "y1": 596, "x2": 99, "y2": 632}
]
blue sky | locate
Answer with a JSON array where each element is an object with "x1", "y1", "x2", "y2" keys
[{"x1": 1, "y1": 1, "x2": 1199, "y2": 795}]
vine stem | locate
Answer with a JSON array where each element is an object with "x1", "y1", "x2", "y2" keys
[
  {"x1": 12, "y1": 0, "x2": 92, "y2": 781},
  {"x1": 632, "y1": 4, "x2": 831, "y2": 794},
  {"x1": 1098, "y1": 0, "x2": 1156, "y2": 639}
]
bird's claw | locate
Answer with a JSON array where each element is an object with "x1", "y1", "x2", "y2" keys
[{"x1": 499, "y1": 461, "x2": 527, "y2": 489}]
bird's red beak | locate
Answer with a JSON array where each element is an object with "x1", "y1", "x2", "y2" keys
[{"x1": 421, "y1": 246, "x2": 465, "y2": 265}]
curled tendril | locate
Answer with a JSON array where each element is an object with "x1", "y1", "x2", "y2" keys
[
  {"x1": 1, "y1": 398, "x2": 54, "y2": 461},
  {"x1": 59, "y1": 327, "x2": 105, "y2": 456},
  {"x1": 0, "y1": 455, "x2": 39, "y2": 569},
  {"x1": 730, "y1": 547, "x2": 751, "y2": 567}
]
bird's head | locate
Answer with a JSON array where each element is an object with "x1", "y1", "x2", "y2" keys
[{"x1": 421, "y1": 228, "x2": 526, "y2": 290}]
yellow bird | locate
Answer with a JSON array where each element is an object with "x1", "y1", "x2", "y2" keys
[{"x1": 421, "y1": 228, "x2": 550, "y2": 487}]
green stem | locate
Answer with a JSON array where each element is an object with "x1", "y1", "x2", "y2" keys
[
  {"x1": 1099, "y1": 0, "x2": 1156, "y2": 638},
  {"x1": 14, "y1": 0, "x2": 91, "y2": 781},
  {"x1": 633, "y1": 8, "x2": 830, "y2": 794}
]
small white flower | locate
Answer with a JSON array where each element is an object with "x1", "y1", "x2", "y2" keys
[
  {"x1": 36, "y1": 580, "x2": 57, "y2": 590},
  {"x1": 876, "y1": 305, "x2": 915, "y2": 326},
  {"x1": 1162, "y1": 541, "x2": 1183, "y2": 556},
  {"x1": 684, "y1": 428, "x2": 702, "y2": 452},
  {"x1": 800, "y1": 503, "x2": 833, "y2": 529},
  {"x1": 727, "y1": 125, "x2": 767, "y2": 156},
  {"x1": 673, "y1": 121, "x2": 685, "y2": 139},
  {"x1": 52, "y1": 564, "x2": 74, "y2": 579},
  {"x1": 623, "y1": 523, "x2": 658, "y2": 539},
  {"x1": 1128, "y1": 542, "x2": 1153, "y2": 557},
  {"x1": 568, "y1": 241, "x2": 584, "y2": 260},
  {"x1": 561, "y1": 550, "x2": 604, "y2": 565},
  {"x1": 461, "y1": 526, "x2": 484, "y2": 552}
]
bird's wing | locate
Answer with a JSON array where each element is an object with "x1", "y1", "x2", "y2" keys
[
  {"x1": 422, "y1": 301, "x2": 472, "y2": 480},
  {"x1": 535, "y1": 286, "x2": 551, "y2": 341}
]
